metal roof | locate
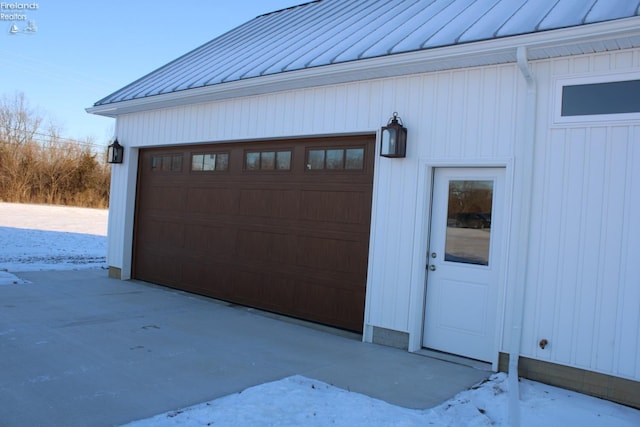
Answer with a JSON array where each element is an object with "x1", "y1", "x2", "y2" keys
[{"x1": 95, "y1": 0, "x2": 640, "y2": 106}]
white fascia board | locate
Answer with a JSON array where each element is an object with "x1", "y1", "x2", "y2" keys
[{"x1": 86, "y1": 16, "x2": 640, "y2": 118}]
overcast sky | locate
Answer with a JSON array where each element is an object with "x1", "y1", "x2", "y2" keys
[{"x1": 0, "y1": 1, "x2": 305, "y2": 146}]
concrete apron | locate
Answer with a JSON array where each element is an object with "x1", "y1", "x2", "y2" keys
[{"x1": 0, "y1": 269, "x2": 490, "y2": 427}]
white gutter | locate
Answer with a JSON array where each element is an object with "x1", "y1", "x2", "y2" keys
[{"x1": 509, "y1": 46, "x2": 537, "y2": 427}]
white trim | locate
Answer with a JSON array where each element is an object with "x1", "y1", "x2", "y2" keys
[
  {"x1": 363, "y1": 128, "x2": 383, "y2": 342},
  {"x1": 408, "y1": 157, "x2": 513, "y2": 361},
  {"x1": 121, "y1": 146, "x2": 139, "y2": 280},
  {"x1": 406, "y1": 161, "x2": 433, "y2": 352},
  {"x1": 553, "y1": 71, "x2": 640, "y2": 125},
  {"x1": 497, "y1": 160, "x2": 516, "y2": 370}
]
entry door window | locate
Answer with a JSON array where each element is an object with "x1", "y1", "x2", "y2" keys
[{"x1": 444, "y1": 180, "x2": 493, "y2": 266}]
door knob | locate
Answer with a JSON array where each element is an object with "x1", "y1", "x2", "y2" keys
[{"x1": 429, "y1": 265, "x2": 436, "y2": 271}]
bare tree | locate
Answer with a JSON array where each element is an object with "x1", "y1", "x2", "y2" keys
[
  {"x1": 0, "y1": 92, "x2": 43, "y2": 146},
  {"x1": 0, "y1": 92, "x2": 110, "y2": 208}
]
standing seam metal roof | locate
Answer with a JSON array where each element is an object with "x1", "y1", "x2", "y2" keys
[{"x1": 95, "y1": 0, "x2": 640, "y2": 106}]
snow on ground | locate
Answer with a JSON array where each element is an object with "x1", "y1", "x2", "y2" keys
[
  {"x1": 124, "y1": 374, "x2": 640, "y2": 427},
  {"x1": 0, "y1": 270, "x2": 29, "y2": 285},
  {"x1": 0, "y1": 202, "x2": 107, "y2": 273},
  {"x1": 1, "y1": 202, "x2": 639, "y2": 426}
]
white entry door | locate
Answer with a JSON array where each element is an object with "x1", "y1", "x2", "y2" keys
[{"x1": 423, "y1": 167, "x2": 505, "y2": 362}]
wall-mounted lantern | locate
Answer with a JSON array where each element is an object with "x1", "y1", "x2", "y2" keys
[
  {"x1": 107, "y1": 139, "x2": 124, "y2": 164},
  {"x1": 380, "y1": 112, "x2": 407, "y2": 158}
]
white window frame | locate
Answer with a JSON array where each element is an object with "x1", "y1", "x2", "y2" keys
[{"x1": 553, "y1": 71, "x2": 640, "y2": 125}]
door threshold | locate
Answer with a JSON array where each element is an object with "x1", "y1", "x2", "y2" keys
[{"x1": 414, "y1": 349, "x2": 493, "y2": 371}]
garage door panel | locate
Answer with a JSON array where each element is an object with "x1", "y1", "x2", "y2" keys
[
  {"x1": 134, "y1": 136, "x2": 374, "y2": 332},
  {"x1": 137, "y1": 219, "x2": 185, "y2": 248},
  {"x1": 236, "y1": 229, "x2": 297, "y2": 264},
  {"x1": 136, "y1": 251, "x2": 181, "y2": 286},
  {"x1": 296, "y1": 236, "x2": 368, "y2": 274},
  {"x1": 231, "y1": 270, "x2": 295, "y2": 310},
  {"x1": 300, "y1": 189, "x2": 370, "y2": 224},
  {"x1": 293, "y1": 282, "x2": 364, "y2": 331},
  {"x1": 184, "y1": 224, "x2": 236, "y2": 256},
  {"x1": 238, "y1": 188, "x2": 299, "y2": 219},
  {"x1": 187, "y1": 187, "x2": 239, "y2": 215},
  {"x1": 141, "y1": 185, "x2": 187, "y2": 212},
  {"x1": 181, "y1": 261, "x2": 234, "y2": 296}
]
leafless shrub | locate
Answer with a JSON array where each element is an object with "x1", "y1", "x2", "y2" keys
[{"x1": 0, "y1": 93, "x2": 110, "y2": 208}]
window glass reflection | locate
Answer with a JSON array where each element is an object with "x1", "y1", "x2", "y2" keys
[
  {"x1": 326, "y1": 149, "x2": 344, "y2": 169},
  {"x1": 215, "y1": 153, "x2": 229, "y2": 171},
  {"x1": 276, "y1": 151, "x2": 291, "y2": 170},
  {"x1": 345, "y1": 148, "x2": 364, "y2": 169},
  {"x1": 444, "y1": 180, "x2": 493, "y2": 266},
  {"x1": 246, "y1": 152, "x2": 259, "y2": 170},
  {"x1": 261, "y1": 152, "x2": 276, "y2": 170},
  {"x1": 308, "y1": 150, "x2": 325, "y2": 170}
]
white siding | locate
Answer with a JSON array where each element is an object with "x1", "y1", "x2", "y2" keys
[
  {"x1": 109, "y1": 46, "x2": 640, "y2": 382},
  {"x1": 366, "y1": 66, "x2": 520, "y2": 333},
  {"x1": 116, "y1": 84, "x2": 382, "y2": 147},
  {"x1": 107, "y1": 147, "x2": 138, "y2": 279},
  {"x1": 515, "y1": 49, "x2": 640, "y2": 380}
]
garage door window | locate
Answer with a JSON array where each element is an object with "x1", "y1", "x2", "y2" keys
[
  {"x1": 306, "y1": 147, "x2": 364, "y2": 170},
  {"x1": 245, "y1": 150, "x2": 292, "y2": 171},
  {"x1": 191, "y1": 153, "x2": 229, "y2": 172},
  {"x1": 151, "y1": 154, "x2": 183, "y2": 172}
]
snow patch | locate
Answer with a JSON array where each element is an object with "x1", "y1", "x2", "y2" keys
[
  {"x1": 0, "y1": 270, "x2": 30, "y2": 285},
  {"x1": 122, "y1": 373, "x2": 640, "y2": 427},
  {"x1": 0, "y1": 203, "x2": 107, "y2": 280}
]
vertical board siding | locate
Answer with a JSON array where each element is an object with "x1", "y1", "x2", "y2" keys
[
  {"x1": 106, "y1": 169, "x2": 125, "y2": 265},
  {"x1": 574, "y1": 126, "x2": 607, "y2": 369},
  {"x1": 520, "y1": 48, "x2": 640, "y2": 380},
  {"x1": 111, "y1": 46, "x2": 639, "y2": 382},
  {"x1": 118, "y1": 84, "x2": 390, "y2": 147},
  {"x1": 621, "y1": 125, "x2": 640, "y2": 379}
]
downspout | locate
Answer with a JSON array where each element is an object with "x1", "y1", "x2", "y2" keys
[{"x1": 509, "y1": 46, "x2": 537, "y2": 427}]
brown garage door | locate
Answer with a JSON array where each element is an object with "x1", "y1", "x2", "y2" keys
[{"x1": 133, "y1": 136, "x2": 374, "y2": 332}]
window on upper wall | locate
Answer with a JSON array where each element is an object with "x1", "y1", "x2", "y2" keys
[
  {"x1": 562, "y1": 79, "x2": 640, "y2": 116},
  {"x1": 151, "y1": 154, "x2": 183, "y2": 172},
  {"x1": 306, "y1": 147, "x2": 365, "y2": 171},
  {"x1": 555, "y1": 73, "x2": 640, "y2": 123},
  {"x1": 245, "y1": 150, "x2": 292, "y2": 171},
  {"x1": 191, "y1": 152, "x2": 229, "y2": 172}
]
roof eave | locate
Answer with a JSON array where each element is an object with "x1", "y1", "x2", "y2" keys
[{"x1": 86, "y1": 16, "x2": 640, "y2": 118}]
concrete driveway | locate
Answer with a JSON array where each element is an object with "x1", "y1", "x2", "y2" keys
[{"x1": 0, "y1": 269, "x2": 490, "y2": 426}]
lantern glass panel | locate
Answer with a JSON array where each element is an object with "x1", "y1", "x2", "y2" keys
[
  {"x1": 381, "y1": 128, "x2": 397, "y2": 156},
  {"x1": 107, "y1": 143, "x2": 124, "y2": 163}
]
